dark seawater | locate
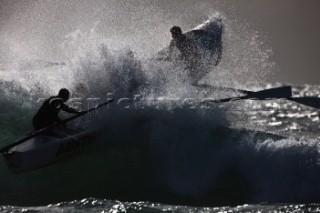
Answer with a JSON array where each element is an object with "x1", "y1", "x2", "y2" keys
[
  {"x1": 1, "y1": 198, "x2": 320, "y2": 213},
  {"x1": 1, "y1": 15, "x2": 320, "y2": 212}
]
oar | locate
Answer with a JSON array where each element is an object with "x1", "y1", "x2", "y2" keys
[
  {"x1": 211, "y1": 85, "x2": 320, "y2": 109},
  {"x1": 287, "y1": 97, "x2": 320, "y2": 109},
  {"x1": 208, "y1": 86, "x2": 292, "y2": 103},
  {"x1": 240, "y1": 88, "x2": 320, "y2": 109},
  {"x1": 203, "y1": 84, "x2": 320, "y2": 109},
  {"x1": 0, "y1": 98, "x2": 114, "y2": 154}
]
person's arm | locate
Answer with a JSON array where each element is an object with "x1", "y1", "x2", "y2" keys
[
  {"x1": 61, "y1": 103, "x2": 82, "y2": 114},
  {"x1": 166, "y1": 40, "x2": 175, "y2": 60},
  {"x1": 189, "y1": 38, "x2": 199, "y2": 56}
]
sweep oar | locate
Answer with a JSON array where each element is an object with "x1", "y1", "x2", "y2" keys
[
  {"x1": 0, "y1": 99, "x2": 114, "y2": 154},
  {"x1": 208, "y1": 86, "x2": 292, "y2": 103},
  {"x1": 239, "y1": 88, "x2": 320, "y2": 109},
  {"x1": 204, "y1": 85, "x2": 320, "y2": 109},
  {"x1": 286, "y1": 97, "x2": 320, "y2": 109}
]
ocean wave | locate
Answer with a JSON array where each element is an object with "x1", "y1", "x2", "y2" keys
[{"x1": 0, "y1": 14, "x2": 319, "y2": 207}]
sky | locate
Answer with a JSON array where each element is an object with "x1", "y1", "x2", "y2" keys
[{"x1": 0, "y1": 0, "x2": 319, "y2": 84}]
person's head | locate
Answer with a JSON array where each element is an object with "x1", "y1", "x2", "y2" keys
[
  {"x1": 170, "y1": 26, "x2": 182, "y2": 39},
  {"x1": 58, "y1": 88, "x2": 70, "y2": 102}
]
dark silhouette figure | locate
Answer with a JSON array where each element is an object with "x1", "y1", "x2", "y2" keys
[
  {"x1": 167, "y1": 26, "x2": 201, "y2": 70},
  {"x1": 32, "y1": 88, "x2": 82, "y2": 131},
  {"x1": 167, "y1": 25, "x2": 223, "y2": 84}
]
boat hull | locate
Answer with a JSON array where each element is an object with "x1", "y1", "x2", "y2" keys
[{"x1": 3, "y1": 128, "x2": 96, "y2": 174}]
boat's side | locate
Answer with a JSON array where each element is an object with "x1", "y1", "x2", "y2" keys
[{"x1": 3, "y1": 129, "x2": 96, "y2": 174}]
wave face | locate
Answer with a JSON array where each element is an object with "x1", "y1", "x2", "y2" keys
[{"x1": 0, "y1": 14, "x2": 320, "y2": 208}]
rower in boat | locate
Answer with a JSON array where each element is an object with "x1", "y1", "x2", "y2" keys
[{"x1": 32, "y1": 88, "x2": 85, "y2": 132}]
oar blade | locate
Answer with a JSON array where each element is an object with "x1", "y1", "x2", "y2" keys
[
  {"x1": 246, "y1": 86, "x2": 292, "y2": 100},
  {"x1": 289, "y1": 97, "x2": 320, "y2": 109},
  {"x1": 209, "y1": 86, "x2": 292, "y2": 103}
]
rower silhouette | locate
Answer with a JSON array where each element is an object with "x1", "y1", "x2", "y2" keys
[
  {"x1": 33, "y1": 88, "x2": 84, "y2": 131},
  {"x1": 167, "y1": 26, "x2": 201, "y2": 71}
]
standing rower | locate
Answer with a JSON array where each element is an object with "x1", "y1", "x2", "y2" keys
[{"x1": 167, "y1": 26, "x2": 201, "y2": 72}]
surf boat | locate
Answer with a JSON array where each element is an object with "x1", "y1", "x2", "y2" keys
[{"x1": 3, "y1": 128, "x2": 96, "y2": 174}]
